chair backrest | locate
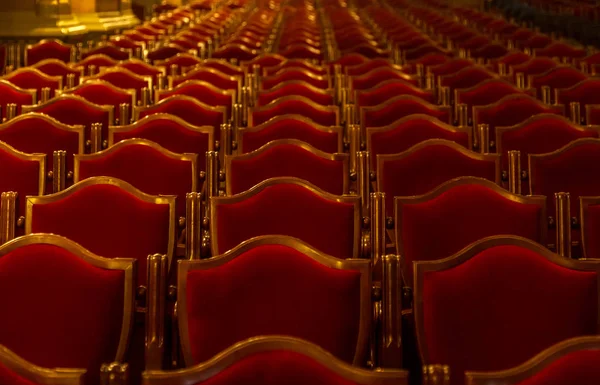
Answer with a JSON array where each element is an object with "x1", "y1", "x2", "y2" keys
[{"x1": 249, "y1": 96, "x2": 339, "y2": 127}]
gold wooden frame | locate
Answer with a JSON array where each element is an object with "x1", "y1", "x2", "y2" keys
[
  {"x1": 237, "y1": 114, "x2": 344, "y2": 153},
  {"x1": 65, "y1": 79, "x2": 137, "y2": 109},
  {"x1": 25, "y1": 177, "x2": 177, "y2": 273},
  {"x1": 154, "y1": 79, "x2": 235, "y2": 106},
  {"x1": 360, "y1": 95, "x2": 453, "y2": 129},
  {"x1": 1, "y1": 68, "x2": 63, "y2": 91},
  {"x1": 257, "y1": 80, "x2": 334, "y2": 104},
  {"x1": 466, "y1": 336, "x2": 600, "y2": 385},
  {"x1": 84, "y1": 67, "x2": 153, "y2": 92},
  {"x1": 24, "y1": 39, "x2": 73, "y2": 67},
  {"x1": 414, "y1": 235, "x2": 600, "y2": 366},
  {"x1": 0, "y1": 344, "x2": 84, "y2": 385},
  {"x1": 73, "y1": 138, "x2": 198, "y2": 192},
  {"x1": 176, "y1": 235, "x2": 372, "y2": 367},
  {"x1": 143, "y1": 336, "x2": 408, "y2": 385},
  {"x1": 108, "y1": 113, "x2": 214, "y2": 151},
  {"x1": 132, "y1": 95, "x2": 227, "y2": 124},
  {"x1": 225, "y1": 139, "x2": 350, "y2": 195},
  {"x1": 0, "y1": 80, "x2": 38, "y2": 105},
  {"x1": 355, "y1": 79, "x2": 434, "y2": 106},
  {"x1": 395, "y1": 177, "x2": 547, "y2": 286},
  {"x1": 0, "y1": 112, "x2": 86, "y2": 156},
  {"x1": 263, "y1": 59, "x2": 328, "y2": 77},
  {"x1": 21, "y1": 94, "x2": 115, "y2": 131},
  {"x1": 0, "y1": 233, "x2": 137, "y2": 363},
  {"x1": 248, "y1": 95, "x2": 340, "y2": 127},
  {"x1": 0, "y1": 140, "x2": 46, "y2": 196},
  {"x1": 76, "y1": 54, "x2": 119, "y2": 69},
  {"x1": 260, "y1": 68, "x2": 332, "y2": 90},
  {"x1": 496, "y1": 113, "x2": 600, "y2": 161},
  {"x1": 376, "y1": 139, "x2": 502, "y2": 192},
  {"x1": 210, "y1": 177, "x2": 362, "y2": 258},
  {"x1": 528, "y1": 138, "x2": 600, "y2": 196},
  {"x1": 473, "y1": 93, "x2": 566, "y2": 130}
]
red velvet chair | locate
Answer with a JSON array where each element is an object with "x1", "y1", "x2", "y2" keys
[
  {"x1": 279, "y1": 43, "x2": 323, "y2": 61},
  {"x1": 0, "y1": 234, "x2": 136, "y2": 384},
  {"x1": 0, "y1": 344, "x2": 84, "y2": 385},
  {"x1": 0, "y1": 81, "x2": 37, "y2": 118},
  {"x1": 109, "y1": 36, "x2": 145, "y2": 53},
  {"x1": 471, "y1": 43, "x2": 509, "y2": 61},
  {"x1": 263, "y1": 60, "x2": 328, "y2": 77},
  {"x1": 427, "y1": 59, "x2": 473, "y2": 79},
  {"x1": 455, "y1": 79, "x2": 535, "y2": 118},
  {"x1": 1, "y1": 68, "x2": 62, "y2": 100},
  {"x1": 328, "y1": 53, "x2": 369, "y2": 69},
  {"x1": 249, "y1": 96, "x2": 339, "y2": 127},
  {"x1": 520, "y1": 34, "x2": 553, "y2": 50},
  {"x1": 171, "y1": 67, "x2": 240, "y2": 92},
  {"x1": 155, "y1": 54, "x2": 203, "y2": 74},
  {"x1": 225, "y1": 140, "x2": 349, "y2": 195},
  {"x1": 174, "y1": 236, "x2": 371, "y2": 365},
  {"x1": 466, "y1": 336, "x2": 600, "y2": 385},
  {"x1": 210, "y1": 178, "x2": 361, "y2": 259},
  {"x1": 377, "y1": 139, "x2": 500, "y2": 217},
  {"x1": 0, "y1": 113, "x2": 84, "y2": 194},
  {"x1": 404, "y1": 53, "x2": 450, "y2": 73},
  {"x1": 32, "y1": 59, "x2": 83, "y2": 87},
  {"x1": 530, "y1": 67, "x2": 588, "y2": 98},
  {"x1": 74, "y1": 138, "x2": 197, "y2": 220},
  {"x1": 212, "y1": 44, "x2": 260, "y2": 61},
  {"x1": 395, "y1": 177, "x2": 546, "y2": 287},
  {"x1": 81, "y1": 45, "x2": 131, "y2": 61},
  {"x1": 142, "y1": 336, "x2": 408, "y2": 385},
  {"x1": 404, "y1": 44, "x2": 448, "y2": 61},
  {"x1": 535, "y1": 42, "x2": 586, "y2": 61},
  {"x1": 85, "y1": 67, "x2": 152, "y2": 100},
  {"x1": 241, "y1": 53, "x2": 287, "y2": 70},
  {"x1": 155, "y1": 80, "x2": 235, "y2": 116},
  {"x1": 556, "y1": 79, "x2": 600, "y2": 123},
  {"x1": 196, "y1": 59, "x2": 245, "y2": 77},
  {"x1": 147, "y1": 44, "x2": 188, "y2": 64},
  {"x1": 21, "y1": 95, "x2": 113, "y2": 152},
  {"x1": 24, "y1": 40, "x2": 73, "y2": 66},
  {"x1": 414, "y1": 236, "x2": 600, "y2": 385},
  {"x1": 116, "y1": 59, "x2": 165, "y2": 85},
  {"x1": 489, "y1": 51, "x2": 530, "y2": 73},
  {"x1": 25, "y1": 177, "x2": 175, "y2": 285},
  {"x1": 237, "y1": 115, "x2": 343, "y2": 154},
  {"x1": 350, "y1": 68, "x2": 419, "y2": 94},
  {"x1": 257, "y1": 81, "x2": 335, "y2": 106},
  {"x1": 439, "y1": 66, "x2": 498, "y2": 96},
  {"x1": 260, "y1": 69, "x2": 331, "y2": 90},
  {"x1": 356, "y1": 79, "x2": 436, "y2": 107},
  {"x1": 511, "y1": 57, "x2": 559, "y2": 84},
  {"x1": 345, "y1": 58, "x2": 400, "y2": 77},
  {"x1": 75, "y1": 54, "x2": 119, "y2": 75},
  {"x1": 496, "y1": 114, "x2": 600, "y2": 194},
  {"x1": 367, "y1": 115, "x2": 472, "y2": 172},
  {"x1": 62, "y1": 80, "x2": 136, "y2": 126}
]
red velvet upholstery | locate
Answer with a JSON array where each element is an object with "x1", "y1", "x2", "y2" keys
[
  {"x1": 357, "y1": 80, "x2": 435, "y2": 107},
  {"x1": 77, "y1": 55, "x2": 118, "y2": 70},
  {"x1": 588, "y1": 105, "x2": 600, "y2": 125},
  {"x1": 408, "y1": 53, "x2": 449, "y2": 69},
  {"x1": 138, "y1": 97, "x2": 225, "y2": 134},
  {"x1": 490, "y1": 52, "x2": 530, "y2": 71},
  {"x1": 68, "y1": 82, "x2": 133, "y2": 124},
  {"x1": 257, "y1": 82, "x2": 334, "y2": 106},
  {"x1": 228, "y1": 143, "x2": 346, "y2": 195},
  {"x1": 582, "y1": 204, "x2": 600, "y2": 260},
  {"x1": 147, "y1": 45, "x2": 187, "y2": 63},
  {"x1": 172, "y1": 68, "x2": 239, "y2": 90},
  {"x1": 521, "y1": 34, "x2": 553, "y2": 49},
  {"x1": 362, "y1": 96, "x2": 451, "y2": 127},
  {"x1": 420, "y1": 245, "x2": 598, "y2": 385},
  {"x1": 0, "y1": 145, "x2": 42, "y2": 218},
  {"x1": 77, "y1": 141, "x2": 194, "y2": 218},
  {"x1": 25, "y1": 41, "x2": 71, "y2": 65},
  {"x1": 511, "y1": 58, "x2": 559, "y2": 81},
  {"x1": 345, "y1": 58, "x2": 396, "y2": 77},
  {"x1": 368, "y1": 116, "x2": 470, "y2": 171},
  {"x1": 261, "y1": 70, "x2": 329, "y2": 90},
  {"x1": 184, "y1": 244, "x2": 362, "y2": 363},
  {"x1": 513, "y1": 349, "x2": 600, "y2": 385},
  {"x1": 3, "y1": 69, "x2": 61, "y2": 99},
  {"x1": 398, "y1": 183, "x2": 545, "y2": 285},
  {"x1": 251, "y1": 98, "x2": 338, "y2": 126},
  {"x1": 557, "y1": 79, "x2": 600, "y2": 113},
  {"x1": 351, "y1": 68, "x2": 418, "y2": 91},
  {"x1": 156, "y1": 54, "x2": 202, "y2": 70},
  {"x1": 530, "y1": 67, "x2": 588, "y2": 92},
  {"x1": 212, "y1": 45, "x2": 259, "y2": 61},
  {"x1": 200, "y1": 60, "x2": 246, "y2": 76},
  {"x1": 81, "y1": 45, "x2": 130, "y2": 61},
  {"x1": 263, "y1": 61, "x2": 327, "y2": 77},
  {"x1": 536, "y1": 42, "x2": 586, "y2": 59},
  {"x1": 0, "y1": 82, "x2": 36, "y2": 116},
  {"x1": 404, "y1": 45, "x2": 446, "y2": 61},
  {"x1": 169, "y1": 38, "x2": 199, "y2": 50},
  {"x1": 213, "y1": 183, "x2": 357, "y2": 259},
  {"x1": 158, "y1": 81, "x2": 234, "y2": 113},
  {"x1": 29, "y1": 183, "x2": 171, "y2": 283},
  {"x1": 279, "y1": 44, "x2": 323, "y2": 60},
  {"x1": 379, "y1": 142, "x2": 498, "y2": 216},
  {"x1": 110, "y1": 36, "x2": 143, "y2": 51},
  {"x1": 33, "y1": 60, "x2": 81, "y2": 85},
  {"x1": 0, "y1": 243, "x2": 125, "y2": 381},
  {"x1": 93, "y1": 70, "x2": 149, "y2": 96},
  {"x1": 458, "y1": 36, "x2": 491, "y2": 50},
  {"x1": 471, "y1": 43, "x2": 508, "y2": 60},
  {"x1": 530, "y1": 139, "x2": 600, "y2": 222},
  {"x1": 439, "y1": 67, "x2": 496, "y2": 92},
  {"x1": 328, "y1": 53, "x2": 368, "y2": 68},
  {"x1": 456, "y1": 80, "x2": 527, "y2": 109},
  {"x1": 428, "y1": 59, "x2": 474, "y2": 78},
  {"x1": 0, "y1": 361, "x2": 37, "y2": 385},
  {"x1": 244, "y1": 54, "x2": 286, "y2": 69}
]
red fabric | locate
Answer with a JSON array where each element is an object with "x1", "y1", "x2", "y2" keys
[
  {"x1": 439, "y1": 67, "x2": 496, "y2": 91},
  {"x1": 257, "y1": 84, "x2": 334, "y2": 106},
  {"x1": 557, "y1": 78, "x2": 600, "y2": 107},
  {"x1": 81, "y1": 46, "x2": 130, "y2": 61},
  {"x1": 264, "y1": 62, "x2": 327, "y2": 77},
  {"x1": 241, "y1": 117, "x2": 339, "y2": 153},
  {"x1": 139, "y1": 98, "x2": 224, "y2": 134},
  {"x1": 252, "y1": 100, "x2": 337, "y2": 126},
  {"x1": 0, "y1": 82, "x2": 35, "y2": 116},
  {"x1": 157, "y1": 55, "x2": 202, "y2": 70},
  {"x1": 30, "y1": 183, "x2": 171, "y2": 283},
  {"x1": 352, "y1": 68, "x2": 419, "y2": 91},
  {"x1": 499, "y1": 116, "x2": 599, "y2": 184},
  {"x1": 491, "y1": 51, "x2": 530, "y2": 69},
  {"x1": 456, "y1": 80, "x2": 524, "y2": 108},
  {"x1": 0, "y1": 146, "x2": 42, "y2": 219},
  {"x1": 515, "y1": 349, "x2": 600, "y2": 385},
  {"x1": 421, "y1": 245, "x2": 598, "y2": 385},
  {"x1": 512, "y1": 57, "x2": 559, "y2": 80},
  {"x1": 173, "y1": 69, "x2": 239, "y2": 90},
  {"x1": 96, "y1": 71, "x2": 148, "y2": 95},
  {"x1": 185, "y1": 244, "x2": 362, "y2": 363},
  {"x1": 193, "y1": 350, "x2": 369, "y2": 385},
  {"x1": 458, "y1": 36, "x2": 491, "y2": 50},
  {"x1": 346, "y1": 58, "x2": 396, "y2": 77},
  {"x1": 34, "y1": 61, "x2": 81, "y2": 84},
  {"x1": 404, "y1": 45, "x2": 446, "y2": 61},
  {"x1": 212, "y1": 45, "x2": 259, "y2": 61},
  {"x1": 147, "y1": 46, "x2": 186, "y2": 63},
  {"x1": 5, "y1": 70, "x2": 61, "y2": 99},
  {"x1": 357, "y1": 80, "x2": 435, "y2": 107},
  {"x1": 530, "y1": 141, "x2": 600, "y2": 218},
  {"x1": 399, "y1": 184, "x2": 544, "y2": 285},
  {"x1": 0, "y1": 361, "x2": 38, "y2": 385},
  {"x1": 31, "y1": 98, "x2": 111, "y2": 145},
  {"x1": 587, "y1": 106, "x2": 600, "y2": 125},
  {"x1": 472, "y1": 43, "x2": 508, "y2": 60},
  {"x1": 117, "y1": 62, "x2": 163, "y2": 82},
  {"x1": 215, "y1": 183, "x2": 356, "y2": 259},
  {"x1": 70, "y1": 83, "x2": 132, "y2": 124},
  {"x1": 329, "y1": 53, "x2": 368, "y2": 68},
  {"x1": 202, "y1": 61, "x2": 245, "y2": 76},
  {"x1": 0, "y1": 243, "x2": 125, "y2": 383},
  {"x1": 159, "y1": 82, "x2": 233, "y2": 113},
  {"x1": 363, "y1": 97, "x2": 450, "y2": 127},
  {"x1": 536, "y1": 42, "x2": 586, "y2": 59},
  {"x1": 369, "y1": 116, "x2": 469, "y2": 171},
  {"x1": 245, "y1": 54, "x2": 286, "y2": 69},
  {"x1": 78, "y1": 55, "x2": 117, "y2": 69},
  {"x1": 380, "y1": 144, "x2": 497, "y2": 216},
  {"x1": 279, "y1": 45, "x2": 323, "y2": 60},
  {"x1": 77, "y1": 142, "x2": 194, "y2": 218},
  {"x1": 531, "y1": 67, "x2": 588, "y2": 91},
  {"x1": 26, "y1": 41, "x2": 71, "y2": 65},
  {"x1": 261, "y1": 70, "x2": 329, "y2": 90},
  {"x1": 428, "y1": 59, "x2": 474, "y2": 77},
  {"x1": 229, "y1": 143, "x2": 345, "y2": 195},
  {"x1": 521, "y1": 34, "x2": 553, "y2": 49}
]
